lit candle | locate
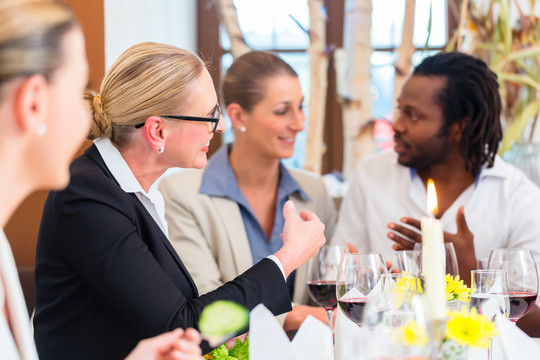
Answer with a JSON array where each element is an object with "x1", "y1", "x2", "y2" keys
[{"x1": 421, "y1": 179, "x2": 446, "y2": 320}]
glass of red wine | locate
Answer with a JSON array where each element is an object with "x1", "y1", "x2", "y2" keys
[
  {"x1": 336, "y1": 252, "x2": 387, "y2": 326},
  {"x1": 488, "y1": 248, "x2": 539, "y2": 323},
  {"x1": 306, "y1": 244, "x2": 347, "y2": 328}
]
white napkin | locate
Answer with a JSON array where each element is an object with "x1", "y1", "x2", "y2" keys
[
  {"x1": 493, "y1": 314, "x2": 540, "y2": 360},
  {"x1": 249, "y1": 304, "x2": 334, "y2": 360}
]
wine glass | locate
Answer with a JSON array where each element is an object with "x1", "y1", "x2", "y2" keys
[
  {"x1": 306, "y1": 244, "x2": 346, "y2": 328},
  {"x1": 395, "y1": 250, "x2": 421, "y2": 275},
  {"x1": 336, "y1": 252, "x2": 387, "y2": 326},
  {"x1": 470, "y1": 270, "x2": 510, "y2": 321},
  {"x1": 488, "y1": 248, "x2": 539, "y2": 323},
  {"x1": 361, "y1": 273, "x2": 431, "y2": 359},
  {"x1": 414, "y1": 242, "x2": 459, "y2": 276}
]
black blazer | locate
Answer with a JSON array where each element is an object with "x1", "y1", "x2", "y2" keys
[{"x1": 34, "y1": 144, "x2": 291, "y2": 360}]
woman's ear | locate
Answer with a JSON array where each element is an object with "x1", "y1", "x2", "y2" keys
[
  {"x1": 14, "y1": 74, "x2": 49, "y2": 135},
  {"x1": 227, "y1": 103, "x2": 247, "y2": 131},
  {"x1": 142, "y1": 116, "x2": 167, "y2": 152}
]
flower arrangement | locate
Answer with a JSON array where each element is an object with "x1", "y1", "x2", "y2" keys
[{"x1": 391, "y1": 274, "x2": 496, "y2": 360}]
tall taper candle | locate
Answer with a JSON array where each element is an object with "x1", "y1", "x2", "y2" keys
[{"x1": 421, "y1": 179, "x2": 446, "y2": 320}]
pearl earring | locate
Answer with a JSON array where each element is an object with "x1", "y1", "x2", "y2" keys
[
  {"x1": 37, "y1": 123, "x2": 47, "y2": 137},
  {"x1": 157, "y1": 145, "x2": 164, "y2": 153},
  {"x1": 239, "y1": 126, "x2": 246, "y2": 133}
]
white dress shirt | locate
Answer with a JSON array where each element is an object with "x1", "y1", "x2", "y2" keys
[{"x1": 332, "y1": 150, "x2": 540, "y2": 272}]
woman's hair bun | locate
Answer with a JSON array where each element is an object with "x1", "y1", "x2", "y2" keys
[{"x1": 84, "y1": 89, "x2": 113, "y2": 140}]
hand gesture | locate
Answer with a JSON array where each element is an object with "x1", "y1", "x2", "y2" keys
[
  {"x1": 387, "y1": 206, "x2": 476, "y2": 284},
  {"x1": 275, "y1": 201, "x2": 326, "y2": 277}
]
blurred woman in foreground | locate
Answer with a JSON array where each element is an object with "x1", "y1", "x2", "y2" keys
[{"x1": 0, "y1": 0, "x2": 201, "y2": 359}]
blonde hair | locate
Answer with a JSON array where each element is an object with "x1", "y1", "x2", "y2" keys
[
  {"x1": 0, "y1": 0, "x2": 76, "y2": 90},
  {"x1": 85, "y1": 42, "x2": 206, "y2": 148}
]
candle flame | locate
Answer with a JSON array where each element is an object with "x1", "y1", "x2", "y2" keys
[{"x1": 426, "y1": 179, "x2": 438, "y2": 217}]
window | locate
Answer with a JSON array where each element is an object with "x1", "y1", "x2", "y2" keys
[{"x1": 199, "y1": 0, "x2": 451, "y2": 172}]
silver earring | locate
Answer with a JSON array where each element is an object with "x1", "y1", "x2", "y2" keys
[
  {"x1": 157, "y1": 145, "x2": 164, "y2": 153},
  {"x1": 37, "y1": 123, "x2": 47, "y2": 137},
  {"x1": 239, "y1": 126, "x2": 246, "y2": 133}
]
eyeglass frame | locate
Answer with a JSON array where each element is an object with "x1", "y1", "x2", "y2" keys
[{"x1": 134, "y1": 103, "x2": 222, "y2": 133}]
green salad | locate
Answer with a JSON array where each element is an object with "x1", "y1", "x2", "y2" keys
[{"x1": 204, "y1": 337, "x2": 249, "y2": 360}]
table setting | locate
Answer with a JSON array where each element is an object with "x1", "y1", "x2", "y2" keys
[{"x1": 200, "y1": 178, "x2": 540, "y2": 359}]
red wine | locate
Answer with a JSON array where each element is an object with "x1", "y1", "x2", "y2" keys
[
  {"x1": 338, "y1": 297, "x2": 368, "y2": 325},
  {"x1": 307, "y1": 280, "x2": 337, "y2": 310},
  {"x1": 509, "y1": 292, "x2": 537, "y2": 322}
]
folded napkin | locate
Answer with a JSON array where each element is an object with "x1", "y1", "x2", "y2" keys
[
  {"x1": 249, "y1": 304, "x2": 334, "y2": 360},
  {"x1": 492, "y1": 314, "x2": 540, "y2": 360}
]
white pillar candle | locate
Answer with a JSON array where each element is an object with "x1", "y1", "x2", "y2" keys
[{"x1": 421, "y1": 179, "x2": 446, "y2": 320}]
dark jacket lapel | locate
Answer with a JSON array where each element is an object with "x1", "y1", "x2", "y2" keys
[{"x1": 84, "y1": 144, "x2": 198, "y2": 296}]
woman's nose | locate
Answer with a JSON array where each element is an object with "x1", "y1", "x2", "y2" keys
[
  {"x1": 290, "y1": 109, "x2": 305, "y2": 132},
  {"x1": 216, "y1": 114, "x2": 226, "y2": 133}
]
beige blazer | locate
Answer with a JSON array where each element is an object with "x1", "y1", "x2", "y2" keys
[
  {"x1": 160, "y1": 167, "x2": 336, "y2": 322},
  {"x1": 0, "y1": 231, "x2": 39, "y2": 360}
]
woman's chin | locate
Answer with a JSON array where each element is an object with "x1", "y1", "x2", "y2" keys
[{"x1": 191, "y1": 156, "x2": 208, "y2": 169}]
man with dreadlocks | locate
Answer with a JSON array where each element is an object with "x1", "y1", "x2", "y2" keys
[{"x1": 332, "y1": 52, "x2": 540, "y2": 333}]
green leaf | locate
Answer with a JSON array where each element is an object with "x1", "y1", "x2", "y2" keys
[
  {"x1": 229, "y1": 337, "x2": 249, "y2": 360},
  {"x1": 497, "y1": 73, "x2": 540, "y2": 91},
  {"x1": 208, "y1": 345, "x2": 230, "y2": 360},
  {"x1": 500, "y1": 99, "x2": 540, "y2": 154},
  {"x1": 423, "y1": 1, "x2": 433, "y2": 50}
]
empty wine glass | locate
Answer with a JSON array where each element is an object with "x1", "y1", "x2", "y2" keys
[
  {"x1": 395, "y1": 250, "x2": 421, "y2": 275},
  {"x1": 414, "y1": 242, "x2": 459, "y2": 276},
  {"x1": 306, "y1": 244, "x2": 347, "y2": 328},
  {"x1": 336, "y1": 252, "x2": 387, "y2": 327},
  {"x1": 488, "y1": 248, "x2": 539, "y2": 323},
  {"x1": 470, "y1": 270, "x2": 510, "y2": 321}
]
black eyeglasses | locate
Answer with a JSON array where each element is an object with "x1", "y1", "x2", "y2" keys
[{"x1": 135, "y1": 103, "x2": 222, "y2": 133}]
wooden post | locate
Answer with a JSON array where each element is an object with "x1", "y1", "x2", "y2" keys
[
  {"x1": 393, "y1": 0, "x2": 416, "y2": 122},
  {"x1": 216, "y1": 0, "x2": 251, "y2": 59},
  {"x1": 339, "y1": 0, "x2": 373, "y2": 178},
  {"x1": 304, "y1": 0, "x2": 329, "y2": 174}
]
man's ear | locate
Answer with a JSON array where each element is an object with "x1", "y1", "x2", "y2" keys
[
  {"x1": 227, "y1": 103, "x2": 246, "y2": 131},
  {"x1": 14, "y1": 74, "x2": 48, "y2": 134},
  {"x1": 142, "y1": 116, "x2": 167, "y2": 152},
  {"x1": 451, "y1": 117, "x2": 467, "y2": 142}
]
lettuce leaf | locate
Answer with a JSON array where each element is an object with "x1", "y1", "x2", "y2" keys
[{"x1": 206, "y1": 337, "x2": 249, "y2": 360}]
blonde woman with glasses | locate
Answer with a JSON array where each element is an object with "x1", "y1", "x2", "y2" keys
[{"x1": 33, "y1": 40, "x2": 325, "y2": 359}]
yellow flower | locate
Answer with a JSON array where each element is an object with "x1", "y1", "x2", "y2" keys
[
  {"x1": 446, "y1": 308, "x2": 498, "y2": 348},
  {"x1": 391, "y1": 273, "x2": 423, "y2": 308},
  {"x1": 446, "y1": 275, "x2": 470, "y2": 303},
  {"x1": 393, "y1": 320, "x2": 429, "y2": 347}
]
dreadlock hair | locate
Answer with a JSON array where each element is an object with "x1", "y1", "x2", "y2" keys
[{"x1": 413, "y1": 52, "x2": 502, "y2": 176}]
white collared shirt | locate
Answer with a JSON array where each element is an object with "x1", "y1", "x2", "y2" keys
[
  {"x1": 94, "y1": 138, "x2": 169, "y2": 238},
  {"x1": 332, "y1": 150, "x2": 540, "y2": 270}
]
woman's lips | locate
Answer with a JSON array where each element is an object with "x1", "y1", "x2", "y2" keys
[{"x1": 278, "y1": 136, "x2": 295, "y2": 145}]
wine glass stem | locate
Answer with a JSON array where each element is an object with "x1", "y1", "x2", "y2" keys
[{"x1": 326, "y1": 309, "x2": 334, "y2": 329}]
